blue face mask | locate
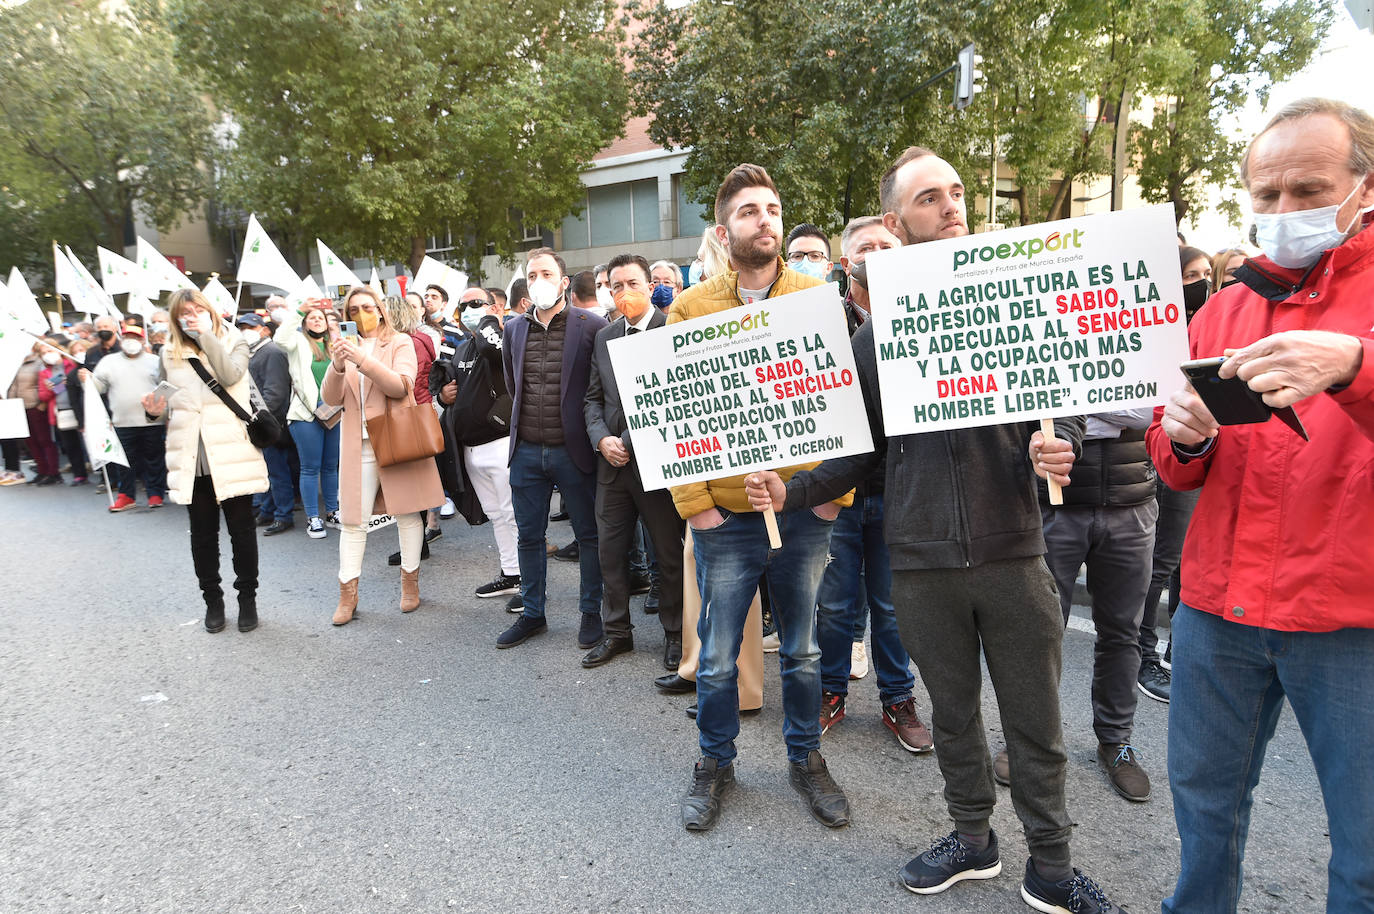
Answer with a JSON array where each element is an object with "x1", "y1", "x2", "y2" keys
[
  {"x1": 650, "y1": 285, "x2": 675, "y2": 309},
  {"x1": 687, "y1": 261, "x2": 703, "y2": 287},
  {"x1": 792, "y1": 258, "x2": 830, "y2": 280},
  {"x1": 460, "y1": 307, "x2": 486, "y2": 332}
]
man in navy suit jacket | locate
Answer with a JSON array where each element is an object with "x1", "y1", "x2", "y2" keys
[{"x1": 498, "y1": 247, "x2": 608, "y2": 651}]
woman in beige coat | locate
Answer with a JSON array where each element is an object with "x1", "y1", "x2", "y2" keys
[
  {"x1": 144, "y1": 289, "x2": 269, "y2": 633},
  {"x1": 323, "y1": 286, "x2": 444, "y2": 625}
]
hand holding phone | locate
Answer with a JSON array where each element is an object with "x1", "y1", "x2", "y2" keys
[
  {"x1": 151, "y1": 380, "x2": 180, "y2": 403},
  {"x1": 1180, "y1": 357, "x2": 1308, "y2": 440},
  {"x1": 339, "y1": 320, "x2": 358, "y2": 341}
]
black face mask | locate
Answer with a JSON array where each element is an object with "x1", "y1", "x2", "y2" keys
[
  {"x1": 97, "y1": 329, "x2": 115, "y2": 342},
  {"x1": 1219, "y1": 277, "x2": 1241, "y2": 290},
  {"x1": 848, "y1": 259, "x2": 869, "y2": 290},
  {"x1": 1183, "y1": 279, "x2": 1210, "y2": 322},
  {"x1": 306, "y1": 327, "x2": 328, "y2": 339}
]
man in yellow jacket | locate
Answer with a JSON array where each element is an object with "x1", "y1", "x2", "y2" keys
[{"x1": 669, "y1": 163, "x2": 854, "y2": 833}]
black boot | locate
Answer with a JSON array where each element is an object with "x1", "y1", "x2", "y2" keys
[
  {"x1": 237, "y1": 595, "x2": 259, "y2": 632},
  {"x1": 204, "y1": 598, "x2": 226, "y2": 633}
]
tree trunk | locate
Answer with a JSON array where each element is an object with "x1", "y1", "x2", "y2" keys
[{"x1": 409, "y1": 235, "x2": 427, "y2": 275}]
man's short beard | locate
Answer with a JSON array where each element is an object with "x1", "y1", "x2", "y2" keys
[{"x1": 728, "y1": 230, "x2": 780, "y2": 270}]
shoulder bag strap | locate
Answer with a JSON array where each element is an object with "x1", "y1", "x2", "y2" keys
[{"x1": 187, "y1": 357, "x2": 253, "y2": 423}]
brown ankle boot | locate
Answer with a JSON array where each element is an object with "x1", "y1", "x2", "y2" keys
[
  {"x1": 400, "y1": 568, "x2": 420, "y2": 613},
  {"x1": 333, "y1": 578, "x2": 359, "y2": 625}
]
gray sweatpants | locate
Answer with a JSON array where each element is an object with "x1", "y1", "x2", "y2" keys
[{"x1": 892, "y1": 556, "x2": 1074, "y2": 868}]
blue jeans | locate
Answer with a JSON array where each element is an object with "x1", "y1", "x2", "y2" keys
[
  {"x1": 289, "y1": 418, "x2": 339, "y2": 517},
  {"x1": 253, "y1": 443, "x2": 295, "y2": 521},
  {"x1": 815, "y1": 494, "x2": 914, "y2": 706},
  {"x1": 509, "y1": 441, "x2": 601, "y2": 620},
  {"x1": 1165, "y1": 605, "x2": 1374, "y2": 914},
  {"x1": 693, "y1": 507, "x2": 834, "y2": 764}
]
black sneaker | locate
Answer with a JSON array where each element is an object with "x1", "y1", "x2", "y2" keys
[
  {"x1": 577, "y1": 612, "x2": 604, "y2": 649},
  {"x1": 505, "y1": 593, "x2": 524, "y2": 613},
  {"x1": 680, "y1": 756, "x2": 735, "y2": 831},
  {"x1": 553, "y1": 541, "x2": 579, "y2": 562},
  {"x1": 789, "y1": 749, "x2": 850, "y2": 828},
  {"x1": 496, "y1": 615, "x2": 547, "y2": 649},
  {"x1": 1020, "y1": 859, "x2": 1126, "y2": 913},
  {"x1": 644, "y1": 581, "x2": 660, "y2": 614},
  {"x1": 1161, "y1": 640, "x2": 1172, "y2": 671},
  {"x1": 1137, "y1": 659, "x2": 1171, "y2": 703},
  {"x1": 424, "y1": 527, "x2": 442, "y2": 544},
  {"x1": 475, "y1": 573, "x2": 520, "y2": 598},
  {"x1": 901, "y1": 830, "x2": 1002, "y2": 894}
]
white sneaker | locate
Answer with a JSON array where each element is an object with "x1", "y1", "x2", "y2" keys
[
  {"x1": 762, "y1": 632, "x2": 781, "y2": 653},
  {"x1": 850, "y1": 641, "x2": 870, "y2": 680},
  {"x1": 307, "y1": 516, "x2": 326, "y2": 539},
  {"x1": 440, "y1": 498, "x2": 456, "y2": 518}
]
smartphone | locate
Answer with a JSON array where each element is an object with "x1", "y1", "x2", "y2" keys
[
  {"x1": 151, "y1": 380, "x2": 180, "y2": 403},
  {"x1": 1180, "y1": 357, "x2": 1271, "y2": 425},
  {"x1": 1180, "y1": 356, "x2": 1310, "y2": 440},
  {"x1": 339, "y1": 320, "x2": 358, "y2": 341}
]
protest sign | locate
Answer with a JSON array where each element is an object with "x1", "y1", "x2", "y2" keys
[
  {"x1": 868, "y1": 204, "x2": 1188, "y2": 438},
  {"x1": 317, "y1": 239, "x2": 363, "y2": 290},
  {"x1": 607, "y1": 282, "x2": 873, "y2": 496},
  {"x1": 0, "y1": 399, "x2": 26, "y2": 439}
]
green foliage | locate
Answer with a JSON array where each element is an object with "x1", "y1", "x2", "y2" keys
[
  {"x1": 0, "y1": 0, "x2": 212, "y2": 264},
  {"x1": 628, "y1": 0, "x2": 1331, "y2": 232},
  {"x1": 171, "y1": 0, "x2": 629, "y2": 277}
]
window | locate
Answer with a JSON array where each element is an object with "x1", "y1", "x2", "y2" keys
[
  {"x1": 561, "y1": 179, "x2": 661, "y2": 249},
  {"x1": 676, "y1": 175, "x2": 710, "y2": 238}
]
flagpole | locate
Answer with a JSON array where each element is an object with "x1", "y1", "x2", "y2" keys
[
  {"x1": 101, "y1": 464, "x2": 114, "y2": 508},
  {"x1": 233, "y1": 282, "x2": 242, "y2": 317}
]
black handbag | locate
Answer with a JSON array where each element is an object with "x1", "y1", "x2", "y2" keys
[{"x1": 188, "y1": 357, "x2": 282, "y2": 448}]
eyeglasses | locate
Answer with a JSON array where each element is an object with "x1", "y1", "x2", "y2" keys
[{"x1": 787, "y1": 250, "x2": 829, "y2": 264}]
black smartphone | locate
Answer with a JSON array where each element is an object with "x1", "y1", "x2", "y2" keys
[
  {"x1": 1180, "y1": 357, "x2": 1271, "y2": 425},
  {"x1": 1180, "y1": 356, "x2": 1309, "y2": 440}
]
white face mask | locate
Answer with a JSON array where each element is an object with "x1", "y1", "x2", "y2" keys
[
  {"x1": 269, "y1": 308, "x2": 290, "y2": 325},
  {"x1": 241, "y1": 329, "x2": 262, "y2": 346},
  {"x1": 120, "y1": 338, "x2": 144, "y2": 356},
  {"x1": 150, "y1": 322, "x2": 168, "y2": 336},
  {"x1": 42, "y1": 352, "x2": 63, "y2": 366},
  {"x1": 528, "y1": 278, "x2": 561, "y2": 311},
  {"x1": 595, "y1": 286, "x2": 614, "y2": 310},
  {"x1": 1252, "y1": 175, "x2": 1371, "y2": 270}
]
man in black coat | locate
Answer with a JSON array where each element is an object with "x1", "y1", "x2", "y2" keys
[
  {"x1": 581, "y1": 253, "x2": 685, "y2": 672},
  {"x1": 237, "y1": 313, "x2": 294, "y2": 535}
]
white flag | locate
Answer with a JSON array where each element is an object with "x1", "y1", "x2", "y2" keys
[
  {"x1": 368, "y1": 266, "x2": 383, "y2": 297},
  {"x1": 7, "y1": 269, "x2": 56, "y2": 336},
  {"x1": 54, "y1": 242, "x2": 97, "y2": 316},
  {"x1": 135, "y1": 236, "x2": 196, "y2": 296},
  {"x1": 316, "y1": 239, "x2": 362, "y2": 290},
  {"x1": 66, "y1": 246, "x2": 121, "y2": 321},
  {"x1": 238, "y1": 214, "x2": 300, "y2": 292},
  {"x1": 411, "y1": 255, "x2": 467, "y2": 302},
  {"x1": 97, "y1": 245, "x2": 141, "y2": 296},
  {"x1": 202, "y1": 278, "x2": 238, "y2": 318},
  {"x1": 81, "y1": 375, "x2": 129, "y2": 469},
  {"x1": 286, "y1": 275, "x2": 326, "y2": 310},
  {"x1": 126, "y1": 295, "x2": 158, "y2": 320}
]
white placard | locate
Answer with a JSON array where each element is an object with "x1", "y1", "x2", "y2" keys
[
  {"x1": 868, "y1": 204, "x2": 1189, "y2": 435},
  {"x1": 608, "y1": 282, "x2": 874, "y2": 491},
  {"x1": 0, "y1": 398, "x2": 27, "y2": 439}
]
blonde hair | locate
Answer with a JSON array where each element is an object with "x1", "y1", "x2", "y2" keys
[
  {"x1": 165, "y1": 289, "x2": 226, "y2": 360},
  {"x1": 385, "y1": 294, "x2": 419, "y2": 335},
  {"x1": 697, "y1": 225, "x2": 731, "y2": 280},
  {"x1": 342, "y1": 286, "x2": 394, "y2": 340},
  {"x1": 1210, "y1": 247, "x2": 1251, "y2": 294}
]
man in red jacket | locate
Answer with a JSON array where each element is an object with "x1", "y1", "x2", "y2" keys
[{"x1": 1150, "y1": 97, "x2": 1374, "y2": 913}]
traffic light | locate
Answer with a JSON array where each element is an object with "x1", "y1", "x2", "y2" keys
[{"x1": 954, "y1": 43, "x2": 984, "y2": 110}]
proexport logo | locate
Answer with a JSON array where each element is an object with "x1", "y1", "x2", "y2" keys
[
  {"x1": 953, "y1": 228, "x2": 1084, "y2": 272},
  {"x1": 672, "y1": 308, "x2": 771, "y2": 352}
]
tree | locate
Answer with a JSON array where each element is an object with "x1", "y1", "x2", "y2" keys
[
  {"x1": 0, "y1": 0, "x2": 212, "y2": 261},
  {"x1": 1129, "y1": 0, "x2": 1331, "y2": 224},
  {"x1": 627, "y1": 0, "x2": 982, "y2": 234},
  {"x1": 171, "y1": 0, "x2": 629, "y2": 278}
]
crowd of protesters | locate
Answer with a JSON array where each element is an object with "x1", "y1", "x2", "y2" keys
[{"x1": 5, "y1": 96, "x2": 1371, "y2": 914}]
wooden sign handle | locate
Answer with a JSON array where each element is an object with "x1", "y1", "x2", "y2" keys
[
  {"x1": 763, "y1": 505, "x2": 782, "y2": 549},
  {"x1": 1039, "y1": 417, "x2": 1064, "y2": 506}
]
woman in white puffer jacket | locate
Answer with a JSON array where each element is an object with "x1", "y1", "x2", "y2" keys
[{"x1": 144, "y1": 289, "x2": 268, "y2": 634}]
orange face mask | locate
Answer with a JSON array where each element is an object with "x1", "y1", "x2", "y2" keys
[
  {"x1": 353, "y1": 309, "x2": 380, "y2": 334},
  {"x1": 614, "y1": 287, "x2": 650, "y2": 323}
]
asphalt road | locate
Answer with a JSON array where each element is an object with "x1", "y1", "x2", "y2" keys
[{"x1": 0, "y1": 482, "x2": 1332, "y2": 913}]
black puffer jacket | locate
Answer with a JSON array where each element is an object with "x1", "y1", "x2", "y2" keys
[
  {"x1": 783, "y1": 319, "x2": 1084, "y2": 571},
  {"x1": 1039, "y1": 429, "x2": 1154, "y2": 507},
  {"x1": 517, "y1": 307, "x2": 566, "y2": 446}
]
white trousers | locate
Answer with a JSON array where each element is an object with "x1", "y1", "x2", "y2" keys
[
  {"x1": 464, "y1": 437, "x2": 519, "y2": 576},
  {"x1": 339, "y1": 440, "x2": 424, "y2": 581}
]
